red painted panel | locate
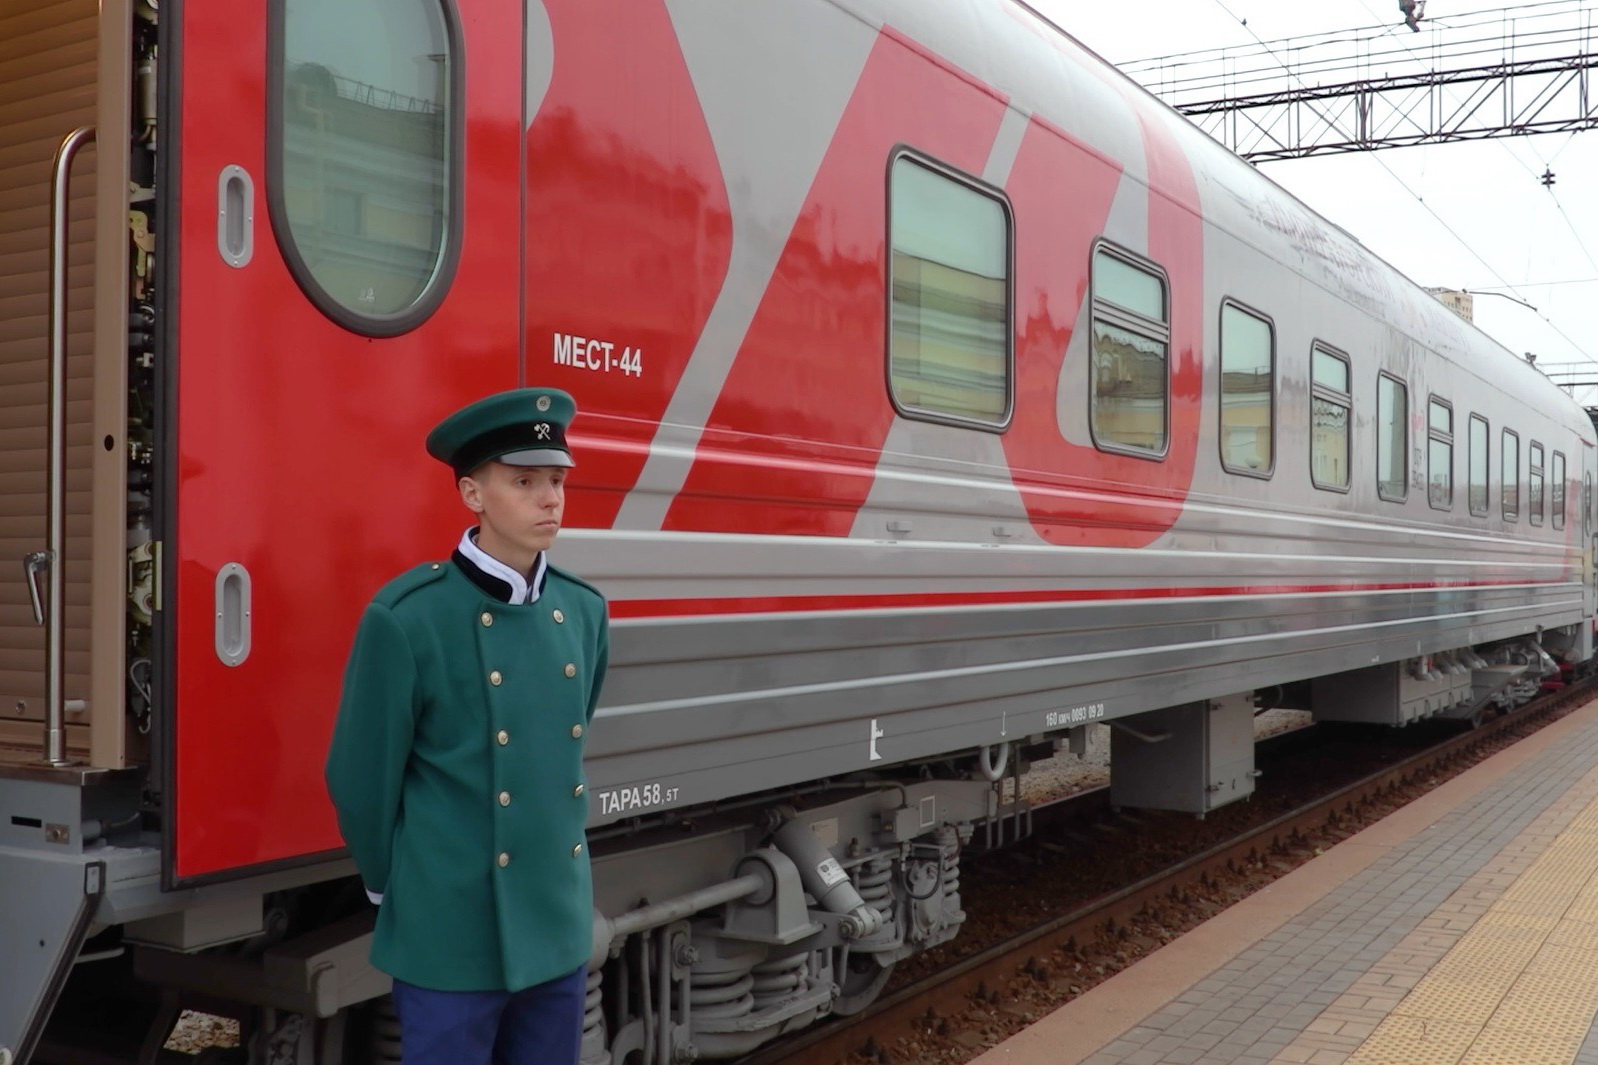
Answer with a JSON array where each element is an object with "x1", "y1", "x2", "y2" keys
[
  {"x1": 998, "y1": 8, "x2": 1206, "y2": 546},
  {"x1": 661, "y1": 31, "x2": 1009, "y2": 535},
  {"x1": 1000, "y1": 107, "x2": 1205, "y2": 547},
  {"x1": 524, "y1": 0, "x2": 732, "y2": 530},
  {"x1": 172, "y1": 0, "x2": 523, "y2": 879}
]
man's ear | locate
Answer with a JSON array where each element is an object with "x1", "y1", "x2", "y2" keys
[{"x1": 458, "y1": 474, "x2": 485, "y2": 513}]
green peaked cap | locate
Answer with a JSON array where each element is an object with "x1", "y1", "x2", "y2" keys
[{"x1": 425, "y1": 388, "x2": 577, "y2": 477}]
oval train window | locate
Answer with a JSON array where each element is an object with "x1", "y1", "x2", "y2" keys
[{"x1": 269, "y1": 0, "x2": 461, "y2": 334}]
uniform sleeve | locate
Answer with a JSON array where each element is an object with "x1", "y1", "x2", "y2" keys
[
  {"x1": 325, "y1": 602, "x2": 419, "y2": 897},
  {"x1": 586, "y1": 603, "x2": 609, "y2": 724}
]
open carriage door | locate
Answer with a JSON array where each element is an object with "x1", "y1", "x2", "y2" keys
[{"x1": 162, "y1": 0, "x2": 523, "y2": 885}]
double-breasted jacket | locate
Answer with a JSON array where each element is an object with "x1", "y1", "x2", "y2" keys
[{"x1": 325, "y1": 554, "x2": 608, "y2": 991}]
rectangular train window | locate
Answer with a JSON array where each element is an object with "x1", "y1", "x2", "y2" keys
[
  {"x1": 1428, "y1": 398, "x2": 1453, "y2": 510},
  {"x1": 888, "y1": 154, "x2": 1012, "y2": 428},
  {"x1": 1219, "y1": 302, "x2": 1274, "y2": 477},
  {"x1": 1090, "y1": 243, "x2": 1170, "y2": 457},
  {"x1": 1553, "y1": 451, "x2": 1566, "y2": 530},
  {"x1": 1468, "y1": 414, "x2": 1489, "y2": 516},
  {"x1": 1311, "y1": 344, "x2": 1351, "y2": 491},
  {"x1": 1529, "y1": 442, "x2": 1545, "y2": 527},
  {"x1": 1377, "y1": 374, "x2": 1407, "y2": 501},
  {"x1": 1503, "y1": 429, "x2": 1520, "y2": 521}
]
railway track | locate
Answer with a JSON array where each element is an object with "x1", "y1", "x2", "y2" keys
[{"x1": 747, "y1": 680, "x2": 1598, "y2": 1065}]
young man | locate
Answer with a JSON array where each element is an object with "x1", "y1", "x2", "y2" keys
[{"x1": 325, "y1": 387, "x2": 608, "y2": 1065}]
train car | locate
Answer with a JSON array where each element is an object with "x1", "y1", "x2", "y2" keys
[{"x1": 2, "y1": 0, "x2": 1593, "y2": 1062}]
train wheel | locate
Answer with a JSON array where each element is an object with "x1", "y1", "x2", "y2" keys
[{"x1": 831, "y1": 954, "x2": 894, "y2": 1016}]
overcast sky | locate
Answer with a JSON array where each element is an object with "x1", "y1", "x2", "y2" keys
[{"x1": 1031, "y1": 0, "x2": 1598, "y2": 402}]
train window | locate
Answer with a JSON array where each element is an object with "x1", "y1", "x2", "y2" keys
[
  {"x1": 1427, "y1": 398, "x2": 1453, "y2": 510},
  {"x1": 1090, "y1": 244, "x2": 1170, "y2": 457},
  {"x1": 887, "y1": 154, "x2": 1012, "y2": 428},
  {"x1": 269, "y1": 0, "x2": 462, "y2": 336},
  {"x1": 1529, "y1": 442, "x2": 1545, "y2": 527},
  {"x1": 1468, "y1": 414, "x2": 1489, "y2": 516},
  {"x1": 1377, "y1": 374, "x2": 1408, "y2": 501},
  {"x1": 1553, "y1": 451, "x2": 1566, "y2": 530},
  {"x1": 1219, "y1": 302, "x2": 1274, "y2": 477},
  {"x1": 1310, "y1": 344, "x2": 1350, "y2": 492},
  {"x1": 1503, "y1": 429, "x2": 1520, "y2": 521}
]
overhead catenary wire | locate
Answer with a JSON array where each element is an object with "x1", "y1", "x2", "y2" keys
[
  {"x1": 1190, "y1": 0, "x2": 1596, "y2": 363},
  {"x1": 1345, "y1": 0, "x2": 1598, "y2": 354}
]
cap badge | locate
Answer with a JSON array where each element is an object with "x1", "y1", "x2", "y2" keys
[
  {"x1": 535, "y1": 422, "x2": 552, "y2": 441},
  {"x1": 536, "y1": 396, "x2": 552, "y2": 412}
]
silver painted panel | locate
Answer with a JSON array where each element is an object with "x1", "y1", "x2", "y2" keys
[{"x1": 581, "y1": 581, "x2": 1582, "y2": 827}]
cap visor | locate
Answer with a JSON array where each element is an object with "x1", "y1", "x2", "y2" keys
[{"x1": 496, "y1": 447, "x2": 575, "y2": 468}]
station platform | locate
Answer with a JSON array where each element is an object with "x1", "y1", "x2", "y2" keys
[{"x1": 974, "y1": 695, "x2": 1598, "y2": 1065}]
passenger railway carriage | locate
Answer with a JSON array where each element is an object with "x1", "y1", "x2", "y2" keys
[{"x1": 2, "y1": 0, "x2": 1594, "y2": 1061}]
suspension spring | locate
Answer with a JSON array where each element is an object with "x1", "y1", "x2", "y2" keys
[
  {"x1": 583, "y1": 965, "x2": 606, "y2": 1044},
  {"x1": 369, "y1": 996, "x2": 402, "y2": 1064},
  {"x1": 941, "y1": 828, "x2": 962, "y2": 902},
  {"x1": 854, "y1": 857, "x2": 894, "y2": 919},
  {"x1": 751, "y1": 952, "x2": 809, "y2": 1008},
  {"x1": 688, "y1": 968, "x2": 755, "y2": 1020}
]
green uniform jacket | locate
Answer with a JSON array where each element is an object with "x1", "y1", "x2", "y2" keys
[{"x1": 325, "y1": 558, "x2": 608, "y2": 992}]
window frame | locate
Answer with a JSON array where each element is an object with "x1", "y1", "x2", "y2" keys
[
  {"x1": 1529, "y1": 441, "x2": 1546, "y2": 527},
  {"x1": 1502, "y1": 428, "x2": 1521, "y2": 522},
  {"x1": 1427, "y1": 396, "x2": 1453, "y2": 511},
  {"x1": 884, "y1": 148, "x2": 1016, "y2": 432},
  {"x1": 1217, "y1": 298, "x2": 1276, "y2": 479},
  {"x1": 1309, "y1": 341, "x2": 1352, "y2": 494},
  {"x1": 1088, "y1": 239, "x2": 1172, "y2": 461},
  {"x1": 1553, "y1": 451, "x2": 1566, "y2": 531},
  {"x1": 1467, "y1": 413, "x2": 1490, "y2": 517},
  {"x1": 266, "y1": 0, "x2": 465, "y2": 337},
  {"x1": 1376, "y1": 372, "x2": 1408, "y2": 503}
]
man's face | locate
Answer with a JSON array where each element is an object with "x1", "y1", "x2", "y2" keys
[{"x1": 460, "y1": 461, "x2": 566, "y2": 557}]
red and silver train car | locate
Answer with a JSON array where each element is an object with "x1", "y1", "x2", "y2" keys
[{"x1": 3, "y1": 0, "x2": 1594, "y2": 1061}]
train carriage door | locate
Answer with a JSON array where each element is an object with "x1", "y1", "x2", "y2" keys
[{"x1": 162, "y1": 0, "x2": 523, "y2": 884}]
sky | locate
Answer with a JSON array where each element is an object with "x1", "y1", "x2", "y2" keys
[{"x1": 1032, "y1": 0, "x2": 1598, "y2": 402}]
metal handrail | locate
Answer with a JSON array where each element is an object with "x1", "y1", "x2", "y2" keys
[{"x1": 36, "y1": 125, "x2": 95, "y2": 767}]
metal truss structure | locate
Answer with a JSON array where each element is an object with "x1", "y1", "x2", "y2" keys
[{"x1": 1124, "y1": 1, "x2": 1598, "y2": 161}]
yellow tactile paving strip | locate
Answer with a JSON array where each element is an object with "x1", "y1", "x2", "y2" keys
[{"x1": 1271, "y1": 759, "x2": 1598, "y2": 1065}]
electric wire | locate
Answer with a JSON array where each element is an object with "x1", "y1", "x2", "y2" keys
[{"x1": 1197, "y1": 0, "x2": 1595, "y2": 362}]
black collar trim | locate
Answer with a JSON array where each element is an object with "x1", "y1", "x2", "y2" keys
[{"x1": 452, "y1": 549, "x2": 515, "y2": 603}]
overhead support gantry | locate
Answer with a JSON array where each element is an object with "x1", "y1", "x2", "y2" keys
[{"x1": 1122, "y1": 0, "x2": 1598, "y2": 160}]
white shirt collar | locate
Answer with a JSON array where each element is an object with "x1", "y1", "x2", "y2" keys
[{"x1": 457, "y1": 528, "x2": 546, "y2": 604}]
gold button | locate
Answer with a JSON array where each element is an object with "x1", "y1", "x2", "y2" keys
[
  {"x1": 498, "y1": 791, "x2": 511, "y2": 807},
  {"x1": 481, "y1": 612, "x2": 493, "y2": 627},
  {"x1": 489, "y1": 670, "x2": 503, "y2": 686},
  {"x1": 497, "y1": 852, "x2": 510, "y2": 868},
  {"x1": 564, "y1": 663, "x2": 577, "y2": 678},
  {"x1": 570, "y1": 724, "x2": 584, "y2": 739},
  {"x1": 574, "y1": 783, "x2": 586, "y2": 797},
  {"x1": 496, "y1": 730, "x2": 509, "y2": 746},
  {"x1": 552, "y1": 609, "x2": 565, "y2": 624},
  {"x1": 431, "y1": 563, "x2": 441, "y2": 570},
  {"x1": 572, "y1": 843, "x2": 584, "y2": 858}
]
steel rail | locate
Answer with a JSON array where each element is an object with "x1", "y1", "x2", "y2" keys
[{"x1": 748, "y1": 679, "x2": 1596, "y2": 1065}]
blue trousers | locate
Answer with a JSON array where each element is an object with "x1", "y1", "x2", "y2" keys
[{"x1": 391, "y1": 967, "x2": 586, "y2": 1065}]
